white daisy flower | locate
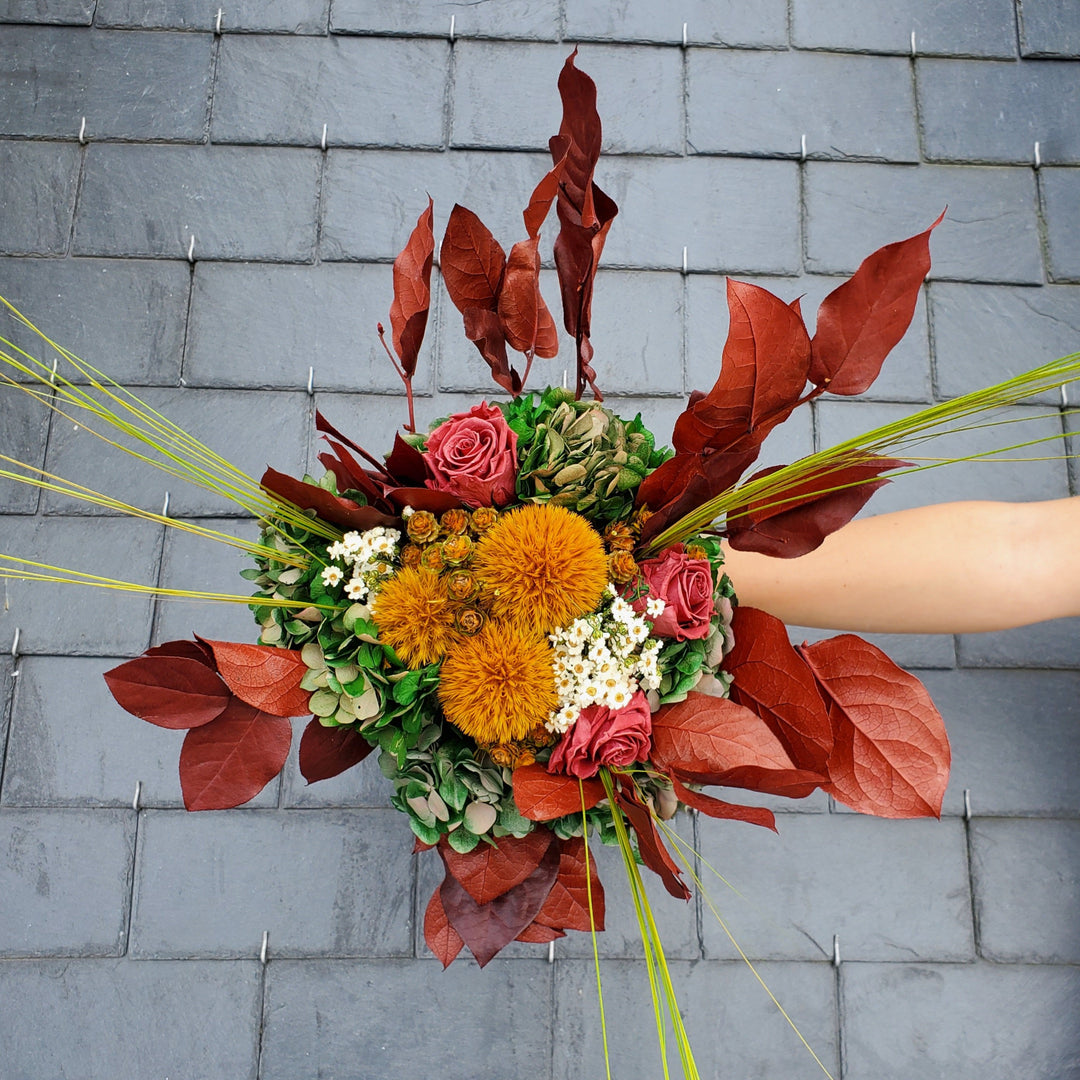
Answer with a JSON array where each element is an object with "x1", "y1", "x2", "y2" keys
[{"x1": 321, "y1": 565, "x2": 344, "y2": 587}]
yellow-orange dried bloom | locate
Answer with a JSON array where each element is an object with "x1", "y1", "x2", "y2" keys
[
  {"x1": 604, "y1": 521, "x2": 635, "y2": 552},
  {"x1": 371, "y1": 567, "x2": 458, "y2": 668},
  {"x1": 440, "y1": 508, "x2": 470, "y2": 535},
  {"x1": 441, "y1": 534, "x2": 473, "y2": 565},
  {"x1": 608, "y1": 550, "x2": 639, "y2": 585},
  {"x1": 439, "y1": 622, "x2": 558, "y2": 743},
  {"x1": 470, "y1": 506, "x2": 498, "y2": 534},
  {"x1": 685, "y1": 543, "x2": 708, "y2": 561},
  {"x1": 420, "y1": 545, "x2": 446, "y2": 573},
  {"x1": 472, "y1": 504, "x2": 608, "y2": 634},
  {"x1": 399, "y1": 543, "x2": 423, "y2": 569},
  {"x1": 406, "y1": 511, "x2": 440, "y2": 544},
  {"x1": 446, "y1": 570, "x2": 477, "y2": 601},
  {"x1": 455, "y1": 607, "x2": 485, "y2": 636}
]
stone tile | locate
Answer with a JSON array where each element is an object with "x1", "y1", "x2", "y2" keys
[
  {"x1": 212, "y1": 36, "x2": 447, "y2": 148},
  {"x1": 790, "y1": 626, "x2": 957, "y2": 670},
  {"x1": 321, "y1": 148, "x2": 551, "y2": 262},
  {"x1": 153, "y1": 517, "x2": 265, "y2": 645},
  {"x1": 0, "y1": 807, "x2": 134, "y2": 955},
  {"x1": 689, "y1": 50, "x2": 919, "y2": 163},
  {"x1": 565, "y1": 0, "x2": 788, "y2": 47},
  {"x1": 0, "y1": 958, "x2": 261, "y2": 1079},
  {"x1": 792, "y1": 0, "x2": 1018, "y2": 56},
  {"x1": 186, "y1": 261, "x2": 434, "y2": 394},
  {"x1": 0, "y1": 656, "x2": 13, "y2": 771},
  {"x1": 279, "y1": 717, "x2": 388, "y2": 807},
  {"x1": 0, "y1": 256, "x2": 189, "y2": 385},
  {"x1": 330, "y1": 0, "x2": 559, "y2": 39},
  {"x1": 919, "y1": 59, "x2": 1080, "y2": 165},
  {"x1": 261, "y1": 959, "x2": 553, "y2": 1080},
  {"x1": 957, "y1": 618, "x2": 1080, "y2": 669},
  {"x1": 687, "y1": 273, "x2": 933, "y2": 403},
  {"x1": 129, "y1": 809, "x2": 413, "y2": 957},
  {"x1": 601, "y1": 157, "x2": 802, "y2": 273},
  {"x1": 0, "y1": 140, "x2": 80, "y2": 255},
  {"x1": 815, "y1": 400, "x2": 1070, "y2": 512},
  {"x1": 0, "y1": 384, "x2": 48, "y2": 513},
  {"x1": 452, "y1": 42, "x2": 683, "y2": 155},
  {"x1": 971, "y1": 818, "x2": 1080, "y2": 962},
  {"x1": 804, "y1": 163, "x2": 1042, "y2": 284},
  {"x1": 0, "y1": 0, "x2": 94, "y2": 23},
  {"x1": 1042, "y1": 168, "x2": 1080, "y2": 281},
  {"x1": 929, "y1": 282, "x2": 1080, "y2": 404},
  {"x1": 0, "y1": 516, "x2": 159, "y2": 656},
  {"x1": 0, "y1": 27, "x2": 211, "y2": 141},
  {"x1": 918, "y1": 669, "x2": 1080, "y2": 817},
  {"x1": 74, "y1": 145, "x2": 320, "y2": 261},
  {"x1": 553, "y1": 959, "x2": 838, "y2": 1080},
  {"x1": 42, "y1": 387, "x2": 309, "y2": 518},
  {"x1": 843, "y1": 963, "x2": 1080, "y2": 1079},
  {"x1": 698, "y1": 814, "x2": 974, "y2": 961},
  {"x1": 96, "y1": 0, "x2": 329, "y2": 32},
  {"x1": 1020, "y1": 0, "x2": 1080, "y2": 56}
]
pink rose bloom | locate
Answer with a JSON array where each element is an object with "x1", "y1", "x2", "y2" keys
[
  {"x1": 547, "y1": 691, "x2": 653, "y2": 780},
  {"x1": 424, "y1": 402, "x2": 518, "y2": 508},
  {"x1": 635, "y1": 547, "x2": 715, "y2": 641}
]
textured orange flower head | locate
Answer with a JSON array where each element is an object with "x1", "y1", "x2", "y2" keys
[
  {"x1": 471, "y1": 503, "x2": 609, "y2": 634},
  {"x1": 371, "y1": 566, "x2": 458, "y2": 669}
]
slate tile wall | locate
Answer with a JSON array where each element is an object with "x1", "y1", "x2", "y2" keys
[{"x1": 0, "y1": 5, "x2": 1077, "y2": 1077}]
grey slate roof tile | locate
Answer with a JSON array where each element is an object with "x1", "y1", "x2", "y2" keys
[
  {"x1": 0, "y1": 385, "x2": 47, "y2": 512},
  {"x1": 688, "y1": 49, "x2": 920, "y2": 163},
  {"x1": 1041, "y1": 167, "x2": 1080, "y2": 280},
  {"x1": 130, "y1": 808, "x2": 414, "y2": 958},
  {"x1": 212, "y1": 35, "x2": 449, "y2": 148},
  {"x1": 957, "y1": 617, "x2": 1080, "y2": 668},
  {"x1": 1019, "y1": 0, "x2": 1080, "y2": 56},
  {"x1": 971, "y1": 818, "x2": 1080, "y2": 961},
  {"x1": 73, "y1": 145, "x2": 321, "y2": 261},
  {"x1": 0, "y1": 140, "x2": 80, "y2": 255},
  {"x1": 0, "y1": 958, "x2": 262, "y2": 1079},
  {"x1": 330, "y1": 0, "x2": 560, "y2": 40},
  {"x1": 452, "y1": 42, "x2": 684, "y2": 155},
  {"x1": 804, "y1": 162, "x2": 1043, "y2": 283},
  {"x1": 791, "y1": 0, "x2": 1019, "y2": 57},
  {"x1": 564, "y1": 0, "x2": 789, "y2": 48},
  {"x1": 842, "y1": 962, "x2": 1080, "y2": 1079},
  {"x1": 95, "y1": 0, "x2": 329, "y2": 33},
  {"x1": 0, "y1": 27, "x2": 212, "y2": 141},
  {"x1": 791, "y1": 625, "x2": 958, "y2": 669},
  {"x1": 919, "y1": 58, "x2": 1080, "y2": 165},
  {"x1": 0, "y1": 0, "x2": 93, "y2": 24},
  {"x1": 0, "y1": 807, "x2": 135, "y2": 955}
]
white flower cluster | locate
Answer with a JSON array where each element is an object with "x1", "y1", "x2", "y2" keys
[
  {"x1": 545, "y1": 591, "x2": 666, "y2": 735},
  {"x1": 320, "y1": 527, "x2": 401, "y2": 601}
]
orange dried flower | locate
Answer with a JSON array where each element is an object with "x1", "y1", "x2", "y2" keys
[
  {"x1": 440, "y1": 508, "x2": 470, "y2": 535},
  {"x1": 604, "y1": 521, "x2": 635, "y2": 552},
  {"x1": 446, "y1": 570, "x2": 477, "y2": 601},
  {"x1": 685, "y1": 543, "x2": 708, "y2": 561},
  {"x1": 608, "y1": 550, "x2": 639, "y2": 585},
  {"x1": 371, "y1": 567, "x2": 458, "y2": 668},
  {"x1": 455, "y1": 607, "x2": 485, "y2": 636},
  {"x1": 470, "y1": 507, "x2": 498, "y2": 534},
  {"x1": 400, "y1": 543, "x2": 423, "y2": 569},
  {"x1": 441, "y1": 533, "x2": 473, "y2": 566},
  {"x1": 407, "y1": 510, "x2": 440, "y2": 544},
  {"x1": 420, "y1": 545, "x2": 446, "y2": 573}
]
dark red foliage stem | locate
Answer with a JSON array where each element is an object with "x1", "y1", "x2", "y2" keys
[{"x1": 377, "y1": 322, "x2": 416, "y2": 433}]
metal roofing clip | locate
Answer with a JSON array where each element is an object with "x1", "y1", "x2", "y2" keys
[
  {"x1": 548, "y1": 939, "x2": 555, "y2": 963},
  {"x1": 132, "y1": 780, "x2": 142, "y2": 811},
  {"x1": 682, "y1": 246, "x2": 688, "y2": 275},
  {"x1": 1034, "y1": 141, "x2": 1042, "y2": 170},
  {"x1": 449, "y1": 14, "x2": 455, "y2": 41},
  {"x1": 321, "y1": 123, "x2": 328, "y2": 152},
  {"x1": 682, "y1": 22, "x2": 688, "y2": 48},
  {"x1": 963, "y1": 788, "x2": 972, "y2": 822},
  {"x1": 187, "y1": 234, "x2": 196, "y2": 264},
  {"x1": 10, "y1": 627, "x2": 20, "y2": 660},
  {"x1": 78, "y1": 116, "x2": 87, "y2": 145},
  {"x1": 260, "y1": 930, "x2": 270, "y2": 964},
  {"x1": 307, "y1": 366, "x2": 315, "y2": 396},
  {"x1": 832, "y1": 934, "x2": 841, "y2": 967},
  {"x1": 215, "y1": 8, "x2": 223, "y2": 35},
  {"x1": 161, "y1": 491, "x2": 171, "y2": 518},
  {"x1": 910, "y1": 30, "x2": 917, "y2": 57},
  {"x1": 800, "y1": 133, "x2": 807, "y2": 161},
  {"x1": 1061, "y1": 384, "x2": 1068, "y2": 408}
]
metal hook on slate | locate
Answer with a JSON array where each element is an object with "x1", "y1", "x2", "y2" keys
[
  {"x1": 832, "y1": 934, "x2": 841, "y2": 967},
  {"x1": 161, "y1": 491, "x2": 171, "y2": 518},
  {"x1": 682, "y1": 246, "x2": 688, "y2": 275},
  {"x1": 682, "y1": 22, "x2": 688, "y2": 48},
  {"x1": 260, "y1": 930, "x2": 270, "y2": 964},
  {"x1": 800, "y1": 133, "x2": 807, "y2": 161},
  {"x1": 132, "y1": 780, "x2": 142, "y2": 811},
  {"x1": 78, "y1": 116, "x2": 87, "y2": 145},
  {"x1": 307, "y1": 366, "x2": 315, "y2": 396},
  {"x1": 1061, "y1": 384, "x2": 1069, "y2": 408},
  {"x1": 548, "y1": 939, "x2": 555, "y2": 963},
  {"x1": 49, "y1": 357, "x2": 59, "y2": 386},
  {"x1": 10, "y1": 627, "x2": 20, "y2": 661},
  {"x1": 187, "y1": 235, "x2": 196, "y2": 264},
  {"x1": 321, "y1": 123, "x2": 328, "y2": 152},
  {"x1": 963, "y1": 788, "x2": 972, "y2": 822},
  {"x1": 449, "y1": 14, "x2": 456, "y2": 41},
  {"x1": 910, "y1": 31, "x2": 917, "y2": 57},
  {"x1": 561, "y1": 369, "x2": 568, "y2": 390},
  {"x1": 1034, "y1": 141, "x2": 1042, "y2": 170},
  {"x1": 215, "y1": 8, "x2": 223, "y2": 35}
]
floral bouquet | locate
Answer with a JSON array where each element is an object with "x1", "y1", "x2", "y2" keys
[{"x1": 3, "y1": 51, "x2": 1079, "y2": 1078}]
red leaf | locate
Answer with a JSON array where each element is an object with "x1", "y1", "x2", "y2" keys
[
  {"x1": 512, "y1": 764, "x2": 606, "y2": 821},
  {"x1": 440, "y1": 204, "x2": 506, "y2": 314},
  {"x1": 534, "y1": 835, "x2": 605, "y2": 933},
  {"x1": 261, "y1": 467, "x2": 400, "y2": 533},
  {"x1": 389, "y1": 196, "x2": 435, "y2": 377},
  {"x1": 614, "y1": 782, "x2": 690, "y2": 900},
  {"x1": 463, "y1": 307, "x2": 521, "y2": 396},
  {"x1": 298, "y1": 718, "x2": 374, "y2": 783},
  {"x1": 516, "y1": 921, "x2": 565, "y2": 943},
  {"x1": 179, "y1": 699, "x2": 292, "y2": 810},
  {"x1": 523, "y1": 139, "x2": 569, "y2": 240},
  {"x1": 384, "y1": 432, "x2": 431, "y2": 486},
  {"x1": 385, "y1": 487, "x2": 466, "y2": 514},
  {"x1": 200, "y1": 639, "x2": 311, "y2": 718},
  {"x1": 440, "y1": 832, "x2": 561, "y2": 967},
  {"x1": 799, "y1": 635, "x2": 950, "y2": 818},
  {"x1": 498, "y1": 236, "x2": 560, "y2": 359},
  {"x1": 724, "y1": 606, "x2": 833, "y2": 774},
  {"x1": 315, "y1": 411, "x2": 394, "y2": 482},
  {"x1": 668, "y1": 776, "x2": 777, "y2": 832},
  {"x1": 104, "y1": 655, "x2": 231, "y2": 730},
  {"x1": 725, "y1": 455, "x2": 907, "y2": 558},
  {"x1": 810, "y1": 211, "x2": 944, "y2": 395},
  {"x1": 144, "y1": 639, "x2": 215, "y2": 666},
  {"x1": 440, "y1": 829, "x2": 552, "y2": 905},
  {"x1": 423, "y1": 885, "x2": 464, "y2": 968}
]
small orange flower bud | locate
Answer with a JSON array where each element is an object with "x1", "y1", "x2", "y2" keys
[
  {"x1": 455, "y1": 607, "x2": 485, "y2": 636},
  {"x1": 406, "y1": 510, "x2": 440, "y2": 544},
  {"x1": 608, "y1": 549, "x2": 639, "y2": 585},
  {"x1": 604, "y1": 521, "x2": 635, "y2": 552},
  {"x1": 420, "y1": 545, "x2": 446, "y2": 573},
  {"x1": 399, "y1": 543, "x2": 423, "y2": 569},
  {"x1": 469, "y1": 506, "x2": 499, "y2": 534},
  {"x1": 446, "y1": 570, "x2": 477, "y2": 601},
  {"x1": 685, "y1": 543, "x2": 708, "y2": 561},
  {"x1": 441, "y1": 533, "x2": 473, "y2": 566},
  {"x1": 440, "y1": 508, "x2": 470, "y2": 535}
]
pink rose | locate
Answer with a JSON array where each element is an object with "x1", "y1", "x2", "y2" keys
[
  {"x1": 635, "y1": 547, "x2": 714, "y2": 641},
  {"x1": 547, "y1": 691, "x2": 653, "y2": 780},
  {"x1": 424, "y1": 403, "x2": 518, "y2": 508}
]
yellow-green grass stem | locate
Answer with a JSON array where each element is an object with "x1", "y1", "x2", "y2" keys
[{"x1": 580, "y1": 782, "x2": 613, "y2": 1080}]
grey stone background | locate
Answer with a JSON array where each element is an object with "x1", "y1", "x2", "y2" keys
[{"x1": 1, "y1": 1, "x2": 1078, "y2": 1077}]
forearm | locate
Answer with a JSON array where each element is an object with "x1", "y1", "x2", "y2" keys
[{"x1": 721, "y1": 498, "x2": 1080, "y2": 634}]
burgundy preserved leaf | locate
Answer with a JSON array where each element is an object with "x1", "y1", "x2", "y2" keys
[
  {"x1": 314, "y1": 411, "x2": 393, "y2": 480},
  {"x1": 534, "y1": 835, "x2": 605, "y2": 933},
  {"x1": 199, "y1": 639, "x2": 311, "y2": 718},
  {"x1": 725, "y1": 455, "x2": 908, "y2": 558},
  {"x1": 799, "y1": 635, "x2": 950, "y2": 818},
  {"x1": 440, "y1": 829, "x2": 552, "y2": 905},
  {"x1": 423, "y1": 885, "x2": 465, "y2": 968},
  {"x1": 389, "y1": 196, "x2": 435, "y2": 377},
  {"x1": 614, "y1": 782, "x2": 690, "y2": 900},
  {"x1": 384, "y1": 432, "x2": 432, "y2": 486},
  {"x1": 635, "y1": 447, "x2": 760, "y2": 532},
  {"x1": 463, "y1": 306, "x2": 521, "y2": 395},
  {"x1": 261, "y1": 467, "x2": 400, "y2": 533},
  {"x1": 440, "y1": 204, "x2": 506, "y2": 314},
  {"x1": 723, "y1": 606, "x2": 833, "y2": 774},
  {"x1": 516, "y1": 921, "x2": 565, "y2": 943},
  {"x1": 523, "y1": 138, "x2": 569, "y2": 239},
  {"x1": 385, "y1": 487, "x2": 466, "y2": 514},
  {"x1": 498, "y1": 236, "x2": 560, "y2": 358},
  {"x1": 103, "y1": 654, "x2": 230, "y2": 730},
  {"x1": 512, "y1": 763, "x2": 606, "y2": 821},
  {"x1": 298, "y1": 718, "x2": 374, "y2": 784},
  {"x1": 179, "y1": 698, "x2": 292, "y2": 810},
  {"x1": 143, "y1": 639, "x2": 215, "y2": 666},
  {"x1": 810, "y1": 211, "x2": 944, "y2": 395},
  {"x1": 668, "y1": 776, "x2": 777, "y2": 832},
  {"x1": 318, "y1": 439, "x2": 389, "y2": 510}
]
